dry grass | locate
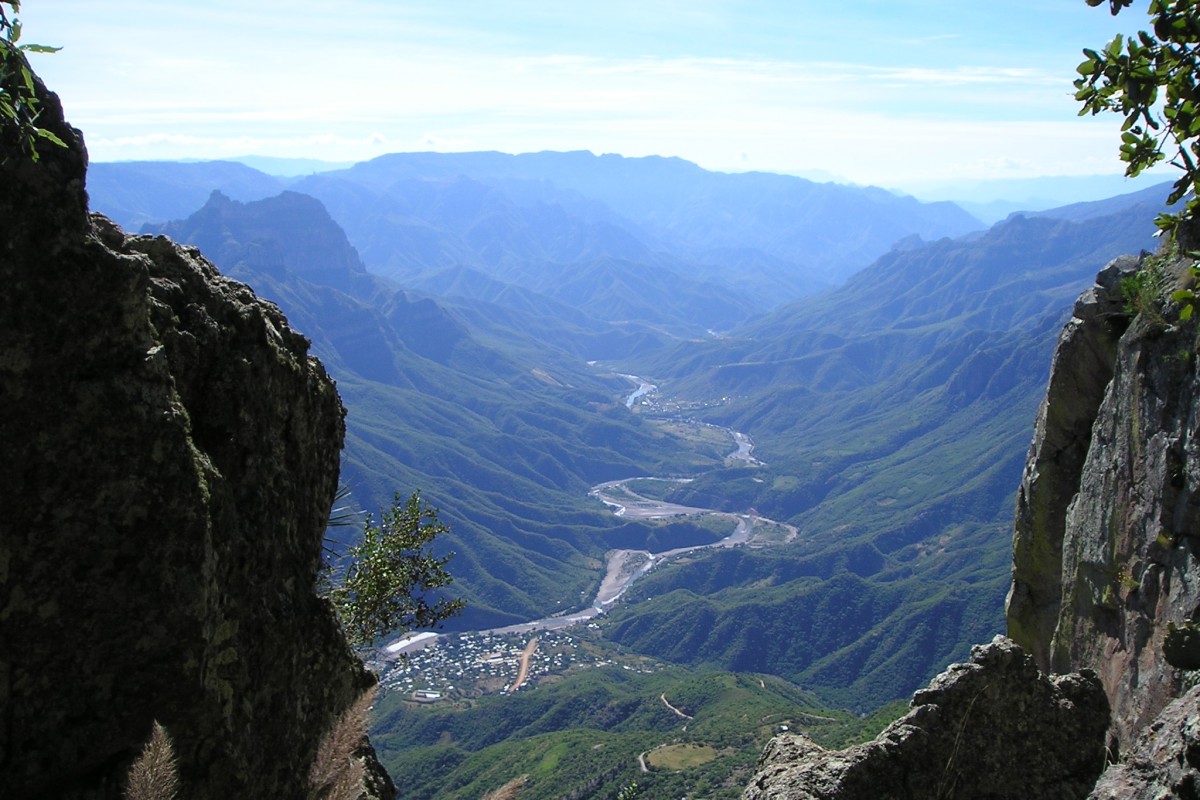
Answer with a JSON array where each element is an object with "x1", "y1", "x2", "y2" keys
[
  {"x1": 125, "y1": 721, "x2": 179, "y2": 800},
  {"x1": 646, "y1": 743, "x2": 719, "y2": 770},
  {"x1": 481, "y1": 774, "x2": 528, "y2": 800},
  {"x1": 309, "y1": 686, "x2": 376, "y2": 800}
]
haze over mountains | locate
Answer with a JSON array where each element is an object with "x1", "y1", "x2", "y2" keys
[
  {"x1": 93, "y1": 151, "x2": 983, "y2": 303},
  {"x1": 87, "y1": 153, "x2": 1167, "y2": 792}
]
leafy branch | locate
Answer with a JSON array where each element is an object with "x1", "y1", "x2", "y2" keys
[
  {"x1": 324, "y1": 491, "x2": 464, "y2": 648},
  {"x1": 1, "y1": 0, "x2": 65, "y2": 163},
  {"x1": 1076, "y1": 0, "x2": 1200, "y2": 233}
]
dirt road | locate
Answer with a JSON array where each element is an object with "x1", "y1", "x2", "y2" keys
[
  {"x1": 660, "y1": 693, "x2": 693, "y2": 720},
  {"x1": 507, "y1": 637, "x2": 539, "y2": 692}
]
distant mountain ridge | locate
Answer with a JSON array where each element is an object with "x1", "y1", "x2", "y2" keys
[
  {"x1": 296, "y1": 150, "x2": 983, "y2": 283},
  {"x1": 89, "y1": 151, "x2": 986, "y2": 314},
  {"x1": 88, "y1": 160, "x2": 285, "y2": 229},
  {"x1": 130, "y1": 158, "x2": 1166, "y2": 711},
  {"x1": 143, "y1": 190, "x2": 737, "y2": 628}
]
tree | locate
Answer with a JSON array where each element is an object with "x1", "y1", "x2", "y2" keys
[
  {"x1": 327, "y1": 491, "x2": 464, "y2": 647},
  {"x1": 0, "y1": 1, "x2": 64, "y2": 163},
  {"x1": 1075, "y1": 0, "x2": 1200, "y2": 233}
]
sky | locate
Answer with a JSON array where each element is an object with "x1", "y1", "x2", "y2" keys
[{"x1": 18, "y1": 1, "x2": 1167, "y2": 191}]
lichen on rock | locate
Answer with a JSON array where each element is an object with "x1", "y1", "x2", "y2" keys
[
  {"x1": 1007, "y1": 257, "x2": 1137, "y2": 670},
  {"x1": 1008, "y1": 243, "x2": 1200, "y2": 752}
]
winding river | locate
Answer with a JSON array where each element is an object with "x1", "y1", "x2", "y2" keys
[{"x1": 381, "y1": 376, "x2": 795, "y2": 654}]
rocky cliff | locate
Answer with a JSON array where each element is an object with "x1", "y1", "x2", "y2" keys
[
  {"x1": 743, "y1": 637, "x2": 1110, "y2": 800},
  {"x1": 745, "y1": 236, "x2": 1200, "y2": 797},
  {"x1": 0, "y1": 72, "x2": 394, "y2": 798},
  {"x1": 1009, "y1": 244, "x2": 1200, "y2": 754}
]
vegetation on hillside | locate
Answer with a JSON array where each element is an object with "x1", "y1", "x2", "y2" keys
[{"x1": 371, "y1": 663, "x2": 905, "y2": 800}]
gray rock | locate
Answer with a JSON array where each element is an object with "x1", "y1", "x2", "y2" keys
[
  {"x1": 1089, "y1": 685, "x2": 1200, "y2": 799},
  {"x1": 1008, "y1": 259, "x2": 1136, "y2": 670},
  {"x1": 742, "y1": 637, "x2": 1109, "y2": 800},
  {"x1": 1008, "y1": 245, "x2": 1200, "y2": 751},
  {"x1": 0, "y1": 70, "x2": 393, "y2": 798}
]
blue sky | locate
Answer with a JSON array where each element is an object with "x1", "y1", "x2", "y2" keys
[{"x1": 21, "y1": 1, "x2": 1155, "y2": 188}]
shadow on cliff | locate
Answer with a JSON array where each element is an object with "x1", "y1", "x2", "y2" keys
[{"x1": 0, "y1": 63, "x2": 394, "y2": 799}]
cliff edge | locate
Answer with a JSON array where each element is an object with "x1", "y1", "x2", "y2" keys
[
  {"x1": 746, "y1": 236, "x2": 1200, "y2": 797},
  {"x1": 743, "y1": 636, "x2": 1109, "y2": 800},
  {"x1": 0, "y1": 71, "x2": 394, "y2": 798},
  {"x1": 1009, "y1": 244, "x2": 1200, "y2": 753}
]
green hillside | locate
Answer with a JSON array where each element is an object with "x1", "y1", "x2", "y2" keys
[
  {"x1": 145, "y1": 191, "x2": 734, "y2": 627},
  {"x1": 589, "y1": 202, "x2": 1160, "y2": 705},
  {"x1": 372, "y1": 656, "x2": 904, "y2": 800},
  {"x1": 118, "y1": 163, "x2": 1168, "y2": 794}
]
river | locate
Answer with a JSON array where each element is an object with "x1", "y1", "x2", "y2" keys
[
  {"x1": 618, "y1": 373, "x2": 657, "y2": 409},
  {"x1": 379, "y1": 376, "x2": 791, "y2": 654}
]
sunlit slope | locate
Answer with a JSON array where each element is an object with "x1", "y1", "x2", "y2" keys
[
  {"x1": 145, "y1": 190, "x2": 728, "y2": 627},
  {"x1": 600, "y1": 199, "x2": 1161, "y2": 705},
  {"x1": 373, "y1": 665, "x2": 902, "y2": 800}
]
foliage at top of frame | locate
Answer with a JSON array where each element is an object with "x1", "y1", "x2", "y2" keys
[
  {"x1": 0, "y1": 1, "x2": 65, "y2": 163},
  {"x1": 1076, "y1": 1, "x2": 1200, "y2": 233}
]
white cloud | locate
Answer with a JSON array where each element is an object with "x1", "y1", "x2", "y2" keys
[{"x1": 24, "y1": 2, "x2": 1129, "y2": 185}]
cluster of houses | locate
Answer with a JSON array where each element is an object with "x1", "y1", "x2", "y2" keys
[{"x1": 376, "y1": 628, "x2": 600, "y2": 701}]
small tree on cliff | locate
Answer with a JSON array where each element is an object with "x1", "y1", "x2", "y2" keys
[
  {"x1": 1075, "y1": 0, "x2": 1200, "y2": 234},
  {"x1": 0, "y1": 1, "x2": 64, "y2": 162},
  {"x1": 327, "y1": 491, "x2": 464, "y2": 647}
]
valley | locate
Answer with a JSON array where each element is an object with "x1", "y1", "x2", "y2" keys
[
  {"x1": 81, "y1": 153, "x2": 1172, "y2": 799},
  {"x1": 14, "y1": 2, "x2": 1200, "y2": 794},
  {"x1": 369, "y1": 389, "x2": 799, "y2": 700}
]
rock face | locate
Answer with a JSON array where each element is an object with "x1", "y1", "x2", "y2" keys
[
  {"x1": 742, "y1": 637, "x2": 1110, "y2": 800},
  {"x1": 0, "y1": 73, "x2": 393, "y2": 797},
  {"x1": 1089, "y1": 685, "x2": 1200, "y2": 799},
  {"x1": 1006, "y1": 258, "x2": 1137, "y2": 669},
  {"x1": 1008, "y1": 250, "x2": 1200, "y2": 751}
]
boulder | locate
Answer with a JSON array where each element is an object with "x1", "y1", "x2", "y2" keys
[
  {"x1": 1089, "y1": 684, "x2": 1200, "y2": 799},
  {"x1": 742, "y1": 637, "x2": 1109, "y2": 800}
]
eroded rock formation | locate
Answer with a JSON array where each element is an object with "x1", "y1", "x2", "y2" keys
[
  {"x1": 1089, "y1": 684, "x2": 1200, "y2": 799},
  {"x1": 1006, "y1": 258, "x2": 1137, "y2": 669},
  {"x1": 1009, "y1": 249, "x2": 1200, "y2": 751},
  {"x1": 0, "y1": 71, "x2": 393, "y2": 798},
  {"x1": 742, "y1": 637, "x2": 1109, "y2": 800}
]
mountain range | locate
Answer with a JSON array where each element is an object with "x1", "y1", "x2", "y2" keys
[{"x1": 86, "y1": 153, "x2": 1168, "y2": 792}]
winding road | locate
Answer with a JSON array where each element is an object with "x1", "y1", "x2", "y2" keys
[{"x1": 660, "y1": 693, "x2": 693, "y2": 720}]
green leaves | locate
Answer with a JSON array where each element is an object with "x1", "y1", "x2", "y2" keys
[
  {"x1": 1077, "y1": 0, "x2": 1200, "y2": 231},
  {"x1": 1172, "y1": 289, "x2": 1195, "y2": 320},
  {"x1": 1086, "y1": 0, "x2": 1136, "y2": 13},
  {"x1": 1170, "y1": 261, "x2": 1200, "y2": 320},
  {"x1": 326, "y1": 491, "x2": 464, "y2": 647},
  {"x1": 1, "y1": 0, "x2": 64, "y2": 164}
]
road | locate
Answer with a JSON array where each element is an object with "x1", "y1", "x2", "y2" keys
[
  {"x1": 507, "y1": 637, "x2": 539, "y2": 692},
  {"x1": 660, "y1": 693, "x2": 693, "y2": 720}
]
